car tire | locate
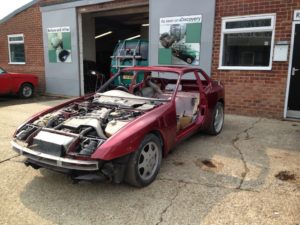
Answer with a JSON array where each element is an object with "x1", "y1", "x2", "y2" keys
[
  {"x1": 186, "y1": 57, "x2": 193, "y2": 64},
  {"x1": 207, "y1": 102, "x2": 224, "y2": 135},
  {"x1": 125, "y1": 134, "x2": 162, "y2": 187},
  {"x1": 19, "y1": 83, "x2": 34, "y2": 98}
]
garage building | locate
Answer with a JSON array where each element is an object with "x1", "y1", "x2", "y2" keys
[{"x1": 0, "y1": 0, "x2": 299, "y2": 119}]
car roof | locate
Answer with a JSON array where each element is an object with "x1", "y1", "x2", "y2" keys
[{"x1": 121, "y1": 66, "x2": 201, "y2": 74}]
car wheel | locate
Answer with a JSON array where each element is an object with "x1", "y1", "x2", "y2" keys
[
  {"x1": 207, "y1": 102, "x2": 224, "y2": 135},
  {"x1": 186, "y1": 57, "x2": 193, "y2": 64},
  {"x1": 125, "y1": 134, "x2": 162, "y2": 187},
  {"x1": 19, "y1": 83, "x2": 34, "y2": 98}
]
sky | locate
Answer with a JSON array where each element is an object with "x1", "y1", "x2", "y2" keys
[{"x1": 0, "y1": 0, "x2": 33, "y2": 20}]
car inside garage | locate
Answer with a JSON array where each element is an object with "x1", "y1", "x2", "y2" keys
[{"x1": 80, "y1": 5, "x2": 149, "y2": 93}]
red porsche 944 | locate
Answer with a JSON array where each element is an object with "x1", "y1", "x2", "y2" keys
[{"x1": 11, "y1": 66, "x2": 224, "y2": 187}]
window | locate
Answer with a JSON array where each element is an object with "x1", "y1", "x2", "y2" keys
[
  {"x1": 8, "y1": 34, "x2": 25, "y2": 64},
  {"x1": 219, "y1": 14, "x2": 275, "y2": 70},
  {"x1": 0, "y1": 67, "x2": 6, "y2": 74}
]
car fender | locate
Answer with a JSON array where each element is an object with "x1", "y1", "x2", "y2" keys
[{"x1": 11, "y1": 76, "x2": 38, "y2": 94}]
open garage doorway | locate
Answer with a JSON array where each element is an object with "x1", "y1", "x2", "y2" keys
[{"x1": 79, "y1": 3, "x2": 149, "y2": 94}]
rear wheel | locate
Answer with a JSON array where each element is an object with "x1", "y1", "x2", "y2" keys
[
  {"x1": 186, "y1": 57, "x2": 193, "y2": 64},
  {"x1": 19, "y1": 83, "x2": 34, "y2": 98},
  {"x1": 125, "y1": 134, "x2": 162, "y2": 187},
  {"x1": 207, "y1": 102, "x2": 224, "y2": 135}
]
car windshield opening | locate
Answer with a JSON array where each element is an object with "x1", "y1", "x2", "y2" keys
[{"x1": 98, "y1": 70, "x2": 179, "y2": 101}]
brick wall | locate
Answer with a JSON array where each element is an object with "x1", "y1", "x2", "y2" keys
[
  {"x1": 212, "y1": 0, "x2": 300, "y2": 118},
  {"x1": 0, "y1": 3, "x2": 45, "y2": 93}
]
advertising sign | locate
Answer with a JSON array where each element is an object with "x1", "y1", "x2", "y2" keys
[
  {"x1": 47, "y1": 26, "x2": 72, "y2": 63},
  {"x1": 294, "y1": 10, "x2": 300, "y2": 21},
  {"x1": 159, "y1": 15, "x2": 202, "y2": 65}
]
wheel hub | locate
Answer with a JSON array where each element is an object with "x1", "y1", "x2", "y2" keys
[
  {"x1": 214, "y1": 105, "x2": 224, "y2": 133},
  {"x1": 23, "y1": 86, "x2": 32, "y2": 97},
  {"x1": 138, "y1": 141, "x2": 159, "y2": 180}
]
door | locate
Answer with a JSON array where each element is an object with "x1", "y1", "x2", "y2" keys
[
  {"x1": 0, "y1": 68, "x2": 12, "y2": 95},
  {"x1": 175, "y1": 71, "x2": 201, "y2": 137},
  {"x1": 287, "y1": 24, "x2": 300, "y2": 118}
]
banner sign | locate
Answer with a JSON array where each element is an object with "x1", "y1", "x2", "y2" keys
[
  {"x1": 294, "y1": 10, "x2": 300, "y2": 21},
  {"x1": 159, "y1": 15, "x2": 202, "y2": 65},
  {"x1": 47, "y1": 26, "x2": 72, "y2": 63}
]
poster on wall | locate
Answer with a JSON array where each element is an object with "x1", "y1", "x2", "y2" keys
[
  {"x1": 159, "y1": 15, "x2": 202, "y2": 65},
  {"x1": 47, "y1": 27, "x2": 72, "y2": 63}
]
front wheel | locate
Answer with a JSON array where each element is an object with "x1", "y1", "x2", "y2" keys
[
  {"x1": 125, "y1": 134, "x2": 162, "y2": 187},
  {"x1": 19, "y1": 83, "x2": 34, "y2": 98},
  {"x1": 207, "y1": 102, "x2": 224, "y2": 135}
]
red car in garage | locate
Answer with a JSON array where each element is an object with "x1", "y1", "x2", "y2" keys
[
  {"x1": 0, "y1": 67, "x2": 38, "y2": 98},
  {"x1": 12, "y1": 66, "x2": 224, "y2": 187}
]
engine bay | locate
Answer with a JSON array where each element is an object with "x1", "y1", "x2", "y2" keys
[{"x1": 15, "y1": 91, "x2": 163, "y2": 158}]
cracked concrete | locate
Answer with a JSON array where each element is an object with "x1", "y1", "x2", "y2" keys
[
  {"x1": 155, "y1": 183, "x2": 186, "y2": 225},
  {"x1": 232, "y1": 118, "x2": 262, "y2": 189},
  {"x1": 0, "y1": 96, "x2": 300, "y2": 225},
  {"x1": 0, "y1": 154, "x2": 19, "y2": 164}
]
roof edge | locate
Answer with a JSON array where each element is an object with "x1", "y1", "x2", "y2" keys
[
  {"x1": 40, "y1": 0, "x2": 81, "y2": 7},
  {"x1": 0, "y1": 0, "x2": 39, "y2": 25},
  {"x1": 40, "y1": 0, "x2": 113, "y2": 12}
]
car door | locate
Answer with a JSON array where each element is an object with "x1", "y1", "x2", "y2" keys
[
  {"x1": 175, "y1": 71, "x2": 202, "y2": 139},
  {"x1": 0, "y1": 68, "x2": 12, "y2": 95}
]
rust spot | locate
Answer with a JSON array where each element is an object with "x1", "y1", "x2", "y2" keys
[
  {"x1": 202, "y1": 160, "x2": 217, "y2": 168},
  {"x1": 292, "y1": 124, "x2": 298, "y2": 127},
  {"x1": 173, "y1": 161, "x2": 184, "y2": 166},
  {"x1": 275, "y1": 171, "x2": 296, "y2": 181}
]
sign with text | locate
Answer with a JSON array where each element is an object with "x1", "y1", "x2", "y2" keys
[
  {"x1": 294, "y1": 10, "x2": 300, "y2": 21},
  {"x1": 158, "y1": 15, "x2": 202, "y2": 66},
  {"x1": 47, "y1": 26, "x2": 72, "y2": 63}
]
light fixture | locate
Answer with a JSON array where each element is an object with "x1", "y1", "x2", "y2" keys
[
  {"x1": 142, "y1": 23, "x2": 149, "y2": 27},
  {"x1": 126, "y1": 35, "x2": 141, "y2": 41},
  {"x1": 95, "y1": 31, "x2": 113, "y2": 39}
]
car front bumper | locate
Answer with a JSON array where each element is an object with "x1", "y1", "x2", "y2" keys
[{"x1": 11, "y1": 141, "x2": 99, "y2": 171}]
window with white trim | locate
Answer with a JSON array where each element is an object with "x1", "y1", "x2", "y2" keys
[
  {"x1": 219, "y1": 14, "x2": 275, "y2": 70},
  {"x1": 8, "y1": 34, "x2": 25, "y2": 64}
]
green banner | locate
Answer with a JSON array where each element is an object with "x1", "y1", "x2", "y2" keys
[
  {"x1": 159, "y1": 15, "x2": 202, "y2": 65},
  {"x1": 47, "y1": 27, "x2": 72, "y2": 63}
]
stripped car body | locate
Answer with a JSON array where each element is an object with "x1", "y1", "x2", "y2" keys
[{"x1": 12, "y1": 66, "x2": 224, "y2": 187}]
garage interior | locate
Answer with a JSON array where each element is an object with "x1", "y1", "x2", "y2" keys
[{"x1": 80, "y1": 5, "x2": 149, "y2": 93}]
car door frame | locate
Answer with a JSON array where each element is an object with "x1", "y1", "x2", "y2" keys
[
  {"x1": 174, "y1": 69, "x2": 206, "y2": 142},
  {"x1": 284, "y1": 20, "x2": 300, "y2": 119}
]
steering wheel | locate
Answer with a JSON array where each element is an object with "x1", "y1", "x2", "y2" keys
[
  {"x1": 134, "y1": 89, "x2": 143, "y2": 96},
  {"x1": 114, "y1": 85, "x2": 129, "y2": 92},
  {"x1": 146, "y1": 79, "x2": 163, "y2": 95}
]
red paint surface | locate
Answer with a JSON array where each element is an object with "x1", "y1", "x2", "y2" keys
[{"x1": 0, "y1": 68, "x2": 38, "y2": 95}]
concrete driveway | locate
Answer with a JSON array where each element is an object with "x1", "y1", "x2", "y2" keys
[{"x1": 0, "y1": 96, "x2": 299, "y2": 225}]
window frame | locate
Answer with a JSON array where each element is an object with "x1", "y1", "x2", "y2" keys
[
  {"x1": 218, "y1": 14, "x2": 276, "y2": 71},
  {"x1": 7, "y1": 34, "x2": 26, "y2": 65}
]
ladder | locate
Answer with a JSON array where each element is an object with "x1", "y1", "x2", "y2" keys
[{"x1": 110, "y1": 40, "x2": 142, "y2": 71}]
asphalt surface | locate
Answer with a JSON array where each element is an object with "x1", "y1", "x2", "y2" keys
[{"x1": 0, "y1": 96, "x2": 299, "y2": 225}]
